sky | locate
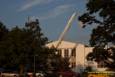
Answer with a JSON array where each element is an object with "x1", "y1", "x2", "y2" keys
[{"x1": 0, "y1": 0, "x2": 94, "y2": 45}]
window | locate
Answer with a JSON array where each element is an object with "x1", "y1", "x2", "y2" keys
[
  {"x1": 64, "y1": 49, "x2": 69, "y2": 57},
  {"x1": 71, "y1": 62, "x2": 76, "y2": 68},
  {"x1": 71, "y1": 48, "x2": 76, "y2": 57},
  {"x1": 58, "y1": 49, "x2": 62, "y2": 56}
]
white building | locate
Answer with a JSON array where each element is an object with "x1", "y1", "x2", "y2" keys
[{"x1": 46, "y1": 40, "x2": 96, "y2": 72}]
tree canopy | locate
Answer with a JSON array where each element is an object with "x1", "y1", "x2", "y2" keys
[
  {"x1": 0, "y1": 19, "x2": 70, "y2": 76},
  {"x1": 0, "y1": 19, "x2": 48, "y2": 71},
  {"x1": 79, "y1": 0, "x2": 115, "y2": 70}
]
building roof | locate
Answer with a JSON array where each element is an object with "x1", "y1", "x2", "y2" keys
[{"x1": 46, "y1": 40, "x2": 78, "y2": 49}]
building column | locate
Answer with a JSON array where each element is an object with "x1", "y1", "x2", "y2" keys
[
  {"x1": 68, "y1": 48, "x2": 72, "y2": 57},
  {"x1": 61, "y1": 49, "x2": 65, "y2": 58}
]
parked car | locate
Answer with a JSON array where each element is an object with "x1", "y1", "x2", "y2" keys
[
  {"x1": 1, "y1": 72, "x2": 19, "y2": 77},
  {"x1": 27, "y1": 72, "x2": 45, "y2": 77},
  {"x1": 58, "y1": 70, "x2": 80, "y2": 77}
]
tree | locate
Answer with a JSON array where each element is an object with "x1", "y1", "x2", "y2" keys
[
  {"x1": 79, "y1": 0, "x2": 115, "y2": 70},
  {"x1": 0, "y1": 19, "x2": 49, "y2": 73},
  {"x1": 0, "y1": 22, "x2": 9, "y2": 69},
  {"x1": 0, "y1": 22, "x2": 8, "y2": 40},
  {"x1": 25, "y1": 19, "x2": 49, "y2": 72},
  {"x1": 0, "y1": 27, "x2": 34, "y2": 70},
  {"x1": 42, "y1": 47, "x2": 71, "y2": 77},
  {"x1": 0, "y1": 20, "x2": 65, "y2": 77},
  {"x1": 0, "y1": 19, "x2": 70, "y2": 77}
]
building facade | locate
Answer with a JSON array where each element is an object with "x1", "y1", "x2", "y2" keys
[{"x1": 46, "y1": 41, "x2": 95, "y2": 71}]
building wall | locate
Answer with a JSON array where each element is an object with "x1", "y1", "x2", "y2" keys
[
  {"x1": 46, "y1": 41, "x2": 108, "y2": 72},
  {"x1": 75, "y1": 44, "x2": 85, "y2": 67},
  {"x1": 46, "y1": 41, "x2": 93, "y2": 68}
]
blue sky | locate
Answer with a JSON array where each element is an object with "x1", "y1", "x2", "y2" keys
[{"x1": 0, "y1": 0, "x2": 93, "y2": 45}]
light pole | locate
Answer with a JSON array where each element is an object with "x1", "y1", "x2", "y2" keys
[
  {"x1": 84, "y1": 45, "x2": 85, "y2": 72},
  {"x1": 33, "y1": 55, "x2": 38, "y2": 77}
]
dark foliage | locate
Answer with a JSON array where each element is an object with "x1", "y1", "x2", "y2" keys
[{"x1": 79, "y1": 0, "x2": 115, "y2": 69}]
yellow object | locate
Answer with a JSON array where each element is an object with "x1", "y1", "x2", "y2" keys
[
  {"x1": 87, "y1": 71, "x2": 115, "y2": 77},
  {"x1": 88, "y1": 74, "x2": 108, "y2": 77}
]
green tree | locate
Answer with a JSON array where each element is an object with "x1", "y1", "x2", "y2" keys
[
  {"x1": 40, "y1": 47, "x2": 71, "y2": 77},
  {"x1": 0, "y1": 20, "x2": 69, "y2": 77},
  {"x1": 79, "y1": 0, "x2": 115, "y2": 70},
  {"x1": 25, "y1": 19, "x2": 49, "y2": 72},
  {"x1": 0, "y1": 22, "x2": 8, "y2": 40},
  {"x1": 0, "y1": 22, "x2": 9, "y2": 68},
  {"x1": 0, "y1": 27, "x2": 34, "y2": 70},
  {"x1": 0, "y1": 20, "x2": 64, "y2": 77},
  {"x1": 0, "y1": 19, "x2": 49, "y2": 72}
]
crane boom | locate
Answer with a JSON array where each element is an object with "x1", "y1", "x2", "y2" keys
[{"x1": 56, "y1": 12, "x2": 77, "y2": 48}]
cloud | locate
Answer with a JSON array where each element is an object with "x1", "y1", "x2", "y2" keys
[
  {"x1": 18, "y1": 0, "x2": 53, "y2": 12},
  {"x1": 39, "y1": 4, "x2": 75, "y2": 20}
]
